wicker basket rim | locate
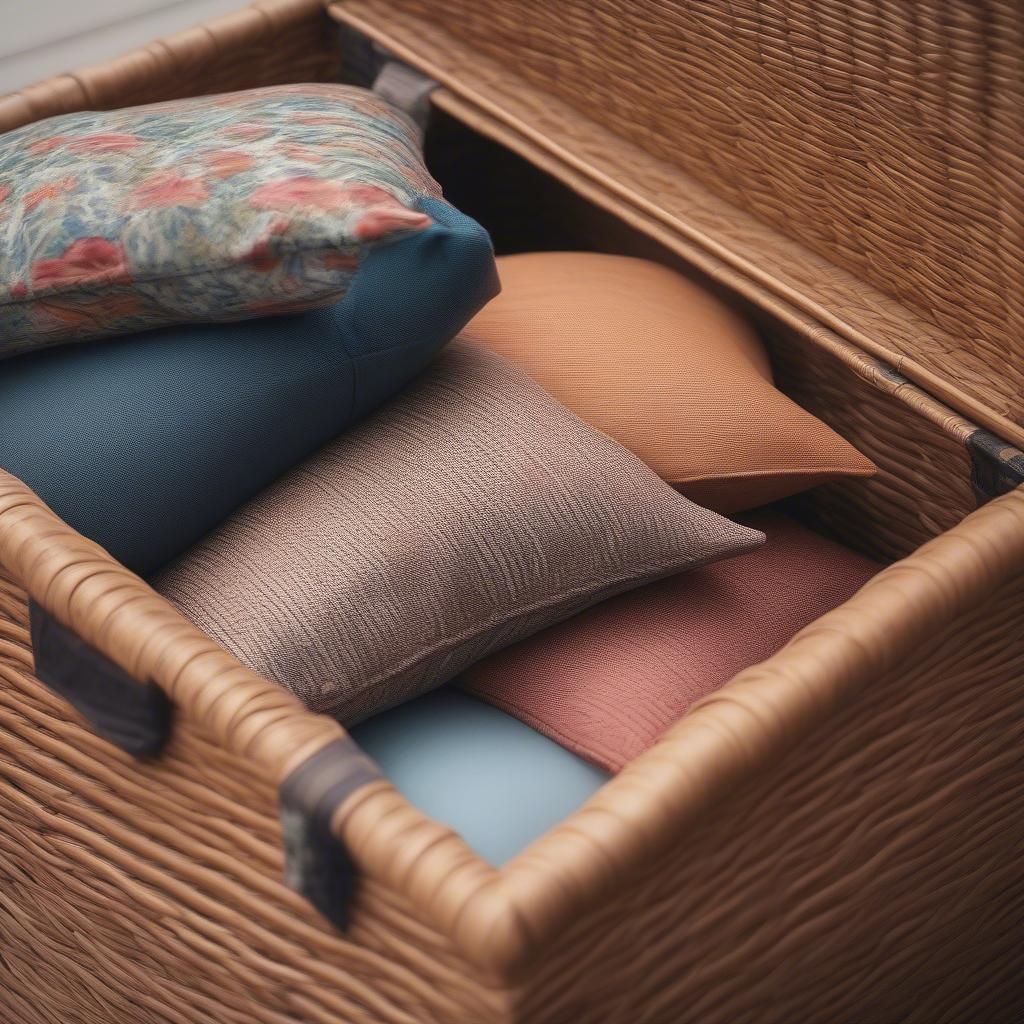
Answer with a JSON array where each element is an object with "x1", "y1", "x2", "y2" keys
[{"x1": 3, "y1": 468, "x2": 1024, "y2": 979}]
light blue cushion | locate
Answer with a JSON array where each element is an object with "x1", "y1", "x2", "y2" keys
[
  {"x1": 351, "y1": 688, "x2": 608, "y2": 866},
  {"x1": 0, "y1": 197, "x2": 497, "y2": 576}
]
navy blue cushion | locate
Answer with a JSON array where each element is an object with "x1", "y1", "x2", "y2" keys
[
  {"x1": 352, "y1": 688, "x2": 608, "y2": 866},
  {"x1": 0, "y1": 198, "x2": 497, "y2": 575}
]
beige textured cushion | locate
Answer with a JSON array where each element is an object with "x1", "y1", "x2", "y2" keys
[
  {"x1": 466, "y1": 251, "x2": 876, "y2": 513},
  {"x1": 156, "y1": 342, "x2": 763, "y2": 722}
]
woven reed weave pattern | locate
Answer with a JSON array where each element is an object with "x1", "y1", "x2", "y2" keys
[
  {"x1": 4, "y1": 488, "x2": 1024, "y2": 1021},
  {"x1": 0, "y1": 572, "x2": 511, "y2": 1024},
  {"x1": 0, "y1": 0, "x2": 340, "y2": 132},
  {"x1": 510, "y1": 565, "x2": 1024, "y2": 1023},
  {"x1": 333, "y1": 3, "x2": 1024, "y2": 448},
  {"x1": 768, "y1": 327, "x2": 978, "y2": 562},
  {"x1": 348, "y1": 0, "x2": 1024, "y2": 434},
  {"x1": 2, "y1": 6, "x2": 1024, "y2": 1019}
]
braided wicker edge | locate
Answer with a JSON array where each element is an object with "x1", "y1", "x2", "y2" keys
[
  {"x1": 0, "y1": 470, "x2": 501, "y2": 927},
  {"x1": 3, "y1": 467, "x2": 1023, "y2": 981},
  {"x1": 0, "y1": 0, "x2": 340, "y2": 132}
]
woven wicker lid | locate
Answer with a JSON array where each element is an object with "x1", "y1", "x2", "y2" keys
[
  {"x1": 1, "y1": 0, "x2": 1020, "y2": 439},
  {"x1": 339, "y1": 0, "x2": 1024, "y2": 442}
]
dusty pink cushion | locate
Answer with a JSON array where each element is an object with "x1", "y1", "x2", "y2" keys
[{"x1": 460, "y1": 510, "x2": 880, "y2": 772}]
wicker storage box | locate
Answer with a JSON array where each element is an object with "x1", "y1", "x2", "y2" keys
[{"x1": 1, "y1": 2, "x2": 1023, "y2": 1022}]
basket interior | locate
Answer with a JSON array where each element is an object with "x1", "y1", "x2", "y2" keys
[{"x1": 423, "y1": 108, "x2": 980, "y2": 563}]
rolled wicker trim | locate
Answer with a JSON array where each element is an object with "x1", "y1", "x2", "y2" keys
[
  {"x1": 4, "y1": 464, "x2": 1022, "y2": 979},
  {"x1": 0, "y1": 0, "x2": 340, "y2": 132},
  {"x1": 0, "y1": 467, "x2": 499, "y2": 943},
  {"x1": 0, "y1": 587, "x2": 511, "y2": 1023},
  {"x1": 510, "y1": 564, "x2": 1024, "y2": 1023},
  {"x1": 2, "y1": 6, "x2": 1023, "y2": 1010},
  {"x1": 452, "y1": 487, "x2": 1024, "y2": 976},
  {"x1": 0, "y1": 471, "x2": 343, "y2": 783}
]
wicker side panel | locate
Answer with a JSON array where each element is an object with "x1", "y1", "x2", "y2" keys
[
  {"x1": 768, "y1": 330, "x2": 979, "y2": 562},
  {"x1": 0, "y1": 576, "x2": 509, "y2": 1024},
  {"x1": 513, "y1": 567, "x2": 1024, "y2": 1024},
  {"x1": 0, "y1": 0, "x2": 339, "y2": 133},
  {"x1": 365, "y1": 0, "x2": 1024, "y2": 433}
]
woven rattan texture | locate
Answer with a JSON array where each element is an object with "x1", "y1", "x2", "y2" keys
[
  {"x1": 0, "y1": 574, "x2": 509, "y2": 1024},
  {"x1": 334, "y1": 0, "x2": 1024, "y2": 445},
  {"x1": 768, "y1": 327, "x2": 978, "y2": 561},
  {"x1": 511, "y1": 567, "x2": 1024, "y2": 1023},
  {"x1": 2, "y1": 5, "x2": 1023, "y2": 1021},
  {"x1": 0, "y1": 0, "x2": 340, "y2": 132},
  {"x1": 5, "y1": 487, "x2": 1024, "y2": 1022},
  {"x1": 333, "y1": 4, "x2": 1024, "y2": 446}
]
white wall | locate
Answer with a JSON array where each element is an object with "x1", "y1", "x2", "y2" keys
[{"x1": 0, "y1": 0, "x2": 249, "y2": 95}]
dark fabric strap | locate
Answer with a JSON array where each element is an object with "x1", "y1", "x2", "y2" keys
[
  {"x1": 372, "y1": 60, "x2": 437, "y2": 131},
  {"x1": 967, "y1": 428, "x2": 1024, "y2": 500},
  {"x1": 865, "y1": 368, "x2": 1024, "y2": 502},
  {"x1": 28, "y1": 600, "x2": 172, "y2": 758},
  {"x1": 278, "y1": 736, "x2": 383, "y2": 931},
  {"x1": 338, "y1": 24, "x2": 437, "y2": 131},
  {"x1": 337, "y1": 22, "x2": 385, "y2": 89}
]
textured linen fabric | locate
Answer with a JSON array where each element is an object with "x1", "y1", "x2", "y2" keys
[
  {"x1": 0, "y1": 199, "x2": 496, "y2": 576},
  {"x1": 0, "y1": 84, "x2": 481, "y2": 354},
  {"x1": 466, "y1": 251, "x2": 876, "y2": 513},
  {"x1": 461, "y1": 510, "x2": 880, "y2": 772},
  {"x1": 156, "y1": 342, "x2": 764, "y2": 722},
  {"x1": 352, "y1": 688, "x2": 608, "y2": 866}
]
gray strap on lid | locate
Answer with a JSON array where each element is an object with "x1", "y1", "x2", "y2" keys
[{"x1": 372, "y1": 59, "x2": 438, "y2": 132}]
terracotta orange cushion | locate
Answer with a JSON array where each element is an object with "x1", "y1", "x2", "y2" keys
[
  {"x1": 460, "y1": 510, "x2": 880, "y2": 772},
  {"x1": 465, "y1": 251, "x2": 875, "y2": 513}
]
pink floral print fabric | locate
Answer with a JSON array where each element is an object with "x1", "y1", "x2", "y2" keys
[{"x1": 0, "y1": 85, "x2": 442, "y2": 356}]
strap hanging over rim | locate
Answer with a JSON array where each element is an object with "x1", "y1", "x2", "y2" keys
[
  {"x1": 372, "y1": 60, "x2": 437, "y2": 132},
  {"x1": 278, "y1": 737, "x2": 384, "y2": 931},
  {"x1": 29, "y1": 600, "x2": 172, "y2": 758},
  {"x1": 338, "y1": 22, "x2": 438, "y2": 131}
]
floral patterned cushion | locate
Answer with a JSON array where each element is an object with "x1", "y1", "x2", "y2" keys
[{"x1": 0, "y1": 84, "x2": 464, "y2": 357}]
